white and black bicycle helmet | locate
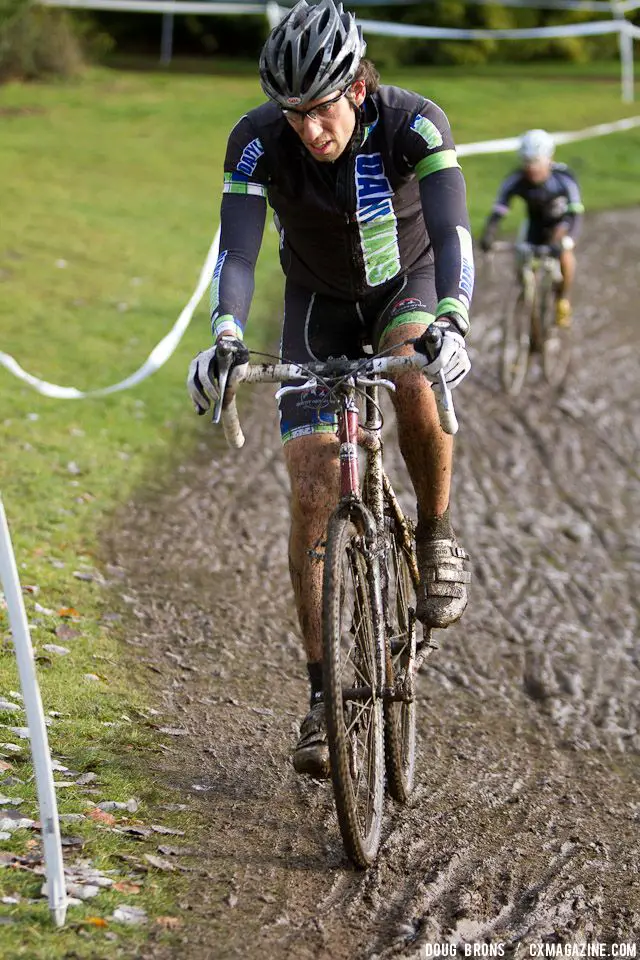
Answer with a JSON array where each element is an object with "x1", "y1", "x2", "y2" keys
[
  {"x1": 518, "y1": 129, "x2": 555, "y2": 162},
  {"x1": 259, "y1": 0, "x2": 366, "y2": 108}
]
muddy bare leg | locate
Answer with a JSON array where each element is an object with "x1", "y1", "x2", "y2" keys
[
  {"x1": 380, "y1": 321, "x2": 470, "y2": 626},
  {"x1": 284, "y1": 434, "x2": 340, "y2": 666}
]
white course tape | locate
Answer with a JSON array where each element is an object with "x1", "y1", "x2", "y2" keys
[
  {"x1": 42, "y1": 0, "x2": 265, "y2": 13},
  {"x1": 457, "y1": 114, "x2": 640, "y2": 156},
  {"x1": 358, "y1": 16, "x2": 625, "y2": 40},
  {"x1": 0, "y1": 229, "x2": 220, "y2": 400}
]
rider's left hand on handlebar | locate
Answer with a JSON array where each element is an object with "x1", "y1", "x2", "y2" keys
[
  {"x1": 414, "y1": 319, "x2": 471, "y2": 389},
  {"x1": 187, "y1": 337, "x2": 249, "y2": 415}
]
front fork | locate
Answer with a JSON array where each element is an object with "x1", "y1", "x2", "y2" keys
[{"x1": 337, "y1": 390, "x2": 387, "y2": 698}]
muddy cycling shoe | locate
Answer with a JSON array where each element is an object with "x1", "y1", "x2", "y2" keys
[
  {"x1": 292, "y1": 701, "x2": 330, "y2": 780},
  {"x1": 555, "y1": 298, "x2": 572, "y2": 328},
  {"x1": 415, "y1": 538, "x2": 471, "y2": 627}
]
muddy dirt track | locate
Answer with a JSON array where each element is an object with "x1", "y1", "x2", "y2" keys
[{"x1": 106, "y1": 210, "x2": 640, "y2": 958}]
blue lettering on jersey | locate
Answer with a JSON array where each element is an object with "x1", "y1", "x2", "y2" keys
[
  {"x1": 237, "y1": 138, "x2": 264, "y2": 177},
  {"x1": 354, "y1": 153, "x2": 401, "y2": 287}
]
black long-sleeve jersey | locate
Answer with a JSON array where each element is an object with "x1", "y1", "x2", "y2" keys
[{"x1": 210, "y1": 85, "x2": 474, "y2": 340}]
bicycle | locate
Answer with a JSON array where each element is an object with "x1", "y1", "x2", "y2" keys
[
  {"x1": 212, "y1": 331, "x2": 457, "y2": 868},
  {"x1": 493, "y1": 241, "x2": 572, "y2": 395}
]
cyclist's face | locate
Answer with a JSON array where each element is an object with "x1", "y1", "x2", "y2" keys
[
  {"x1": 283, "y1": 79, "x2": 367, "y2": 162},
  {"x1": 522, "y1": 157, "x2": 552, "y2": 184}
]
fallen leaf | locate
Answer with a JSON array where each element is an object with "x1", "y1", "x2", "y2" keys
[
  {"x1": 144, "y1": 854, "x2": 174, "y2": 872},
  {"x1": 97, "y1": 799, "x2": 138, "y2": 813},
  {"x1": 113, "y1": 881, "x2": 140, "y2": 894},
  {"x1": 157, "y1": 845, "x2": 194, "y2": 857},
  {"x1": 0, "y1": 761, "x2": 12, "y2": 772},
  {"x1": 75, "y1": 773, "x2": 97, "y2": 786},
  {"x1": 0, "y1": 700, "x2": 21, "y2": 713},
  {"x1": 0, "y1": 816, "x2": 34, "y2": 832},
  {"x1": 85, "y1": 917, "x2": 108, "y2": 928},
  {"x1": 156, "y1": 916, "x2": 181, "y2": 929},
  {"x1": 119, "y1": 826, "x2": 151, "y2": 839},
  {"x1": 57, "y1": 608, "x2": 80, "y2": 619},
  {"x1": 7, "y1": 728, "x2": 29, "y2": 739},
  {"x1": 60, "y1": 836, "x2": 84, "y2": 848},
  {"x1": 43, "y1": 644, "x2": 70, "y2": 656},
  {"x1": 34, "y1": 603, "x2": 54, "y2": 615},
  {"x1": 87, "y1": 807, "x2": 116, "y2": 826},
  {"x1": 112, "y1": 904, "x2": 147, "y2": 925}
]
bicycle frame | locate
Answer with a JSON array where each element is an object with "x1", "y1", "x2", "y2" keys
[{"x1": 332, "y1": 376, "x2": 422, "y2": 704}]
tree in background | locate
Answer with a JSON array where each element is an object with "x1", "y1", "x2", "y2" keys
[{"x1": 0, "y1": 0, "x2": 85, "y2": 80}]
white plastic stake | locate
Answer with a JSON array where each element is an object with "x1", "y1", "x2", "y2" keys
[
  {"x1": 619, "y1": 23, "x2": 635, "y2": 103},
  {"x1": 0, "y1": 498, "x2": 67, "y2": 927}
]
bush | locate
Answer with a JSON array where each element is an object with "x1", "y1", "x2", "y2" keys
[{"x1": 0, "y1": 0, "x2": 84, "y2": 81}]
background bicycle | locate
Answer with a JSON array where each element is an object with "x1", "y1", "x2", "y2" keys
[
  {"x1": 214, "y1": 335, "x2": 456, "y2": 867},
  {"x1": 491, "y1": 240, "x2": 573, "y2": 395}
]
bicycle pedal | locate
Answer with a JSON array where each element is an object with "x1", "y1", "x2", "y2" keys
[{"x1": 416, "y1": 638, "x2": 439, "y2": 653}]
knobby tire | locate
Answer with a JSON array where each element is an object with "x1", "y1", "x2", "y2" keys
[
  {"x1": 323, "y1": 507, "x2": 385, "y2": 869},
  {"x1": 501, "y1": 286, "x2": 531, "y2": 396},
  {"x1": 540, "y1": 272, "x2": 572, "y2": 390}
]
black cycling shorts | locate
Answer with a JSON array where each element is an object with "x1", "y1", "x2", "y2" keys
[{"x1": 278, "y1": 264, "x2": 436, "y2": 444}]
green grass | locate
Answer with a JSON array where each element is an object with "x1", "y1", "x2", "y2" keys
[{"x1": 0, "y1": 60, "x2": 638, "y2": 955}]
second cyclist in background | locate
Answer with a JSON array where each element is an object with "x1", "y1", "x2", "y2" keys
[{"x1": 480, "y1": 129, "x2": 583, "y2": 328}]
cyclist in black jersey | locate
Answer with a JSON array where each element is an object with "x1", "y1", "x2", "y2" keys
[
  {"x1": 480, "y1": 129, "x2": 583, "y2": 328},
  {"x1": 188, "y1": 0, "x2": 474, "y2": 779}
]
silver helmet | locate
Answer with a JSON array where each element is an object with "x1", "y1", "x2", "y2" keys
[
  {"x1": 518, "y1": 129, "x2": 555, "y2": 162},
  {"x1": 259, "y1": 0, "x2": 366, "y2": 108}
]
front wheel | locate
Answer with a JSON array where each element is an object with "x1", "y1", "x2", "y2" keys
[
  {"x1": 500, "y1": 286, "x2": 532, "y2": 396},
  {"x1": 382, "y1": 516, "x2": 418, "y2": 804},
  {"x1": 539, "y1": 275, "x2": 572, "y2": 390},
  {"x1": 323, "y1": 507, "x2": 385, "y2": 869}
]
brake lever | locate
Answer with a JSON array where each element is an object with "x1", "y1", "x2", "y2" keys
[
  {"x1": 211, "y1": 349, "x2": 235, "y2": 425},
  {"x1": 275, "y1": 377, "x2": 318, "y2": 400},
  {"x1": 357, "y1": 376, "x2": 396, "y2": 392}
]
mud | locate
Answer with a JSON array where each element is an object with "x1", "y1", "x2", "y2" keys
[{"x1": 105, "y1": 209, "x2": 640, "y2": 957}]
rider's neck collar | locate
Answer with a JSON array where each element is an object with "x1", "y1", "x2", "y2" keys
[{"x1": 359, "y1": 96, "x2": 379, "y2": 146}]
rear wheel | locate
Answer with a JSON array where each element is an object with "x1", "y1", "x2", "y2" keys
[
  {"x1": 500, "y1": 286, "x2": 531, "y2": 396},
  {"x1": 323, "y1": 508, "x2": 385, "y2": 868},
  {"x1": 382, "y1": 516, "x2": 418, "y2": 804}
]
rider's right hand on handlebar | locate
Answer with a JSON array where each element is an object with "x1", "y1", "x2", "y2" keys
[{"x1": 187, "y1": 336, "x2": 249, "y2": 415}]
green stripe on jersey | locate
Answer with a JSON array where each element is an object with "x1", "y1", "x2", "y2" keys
[{"x1": 415, "y1": 150, "x2": 460, "y2": 180}]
